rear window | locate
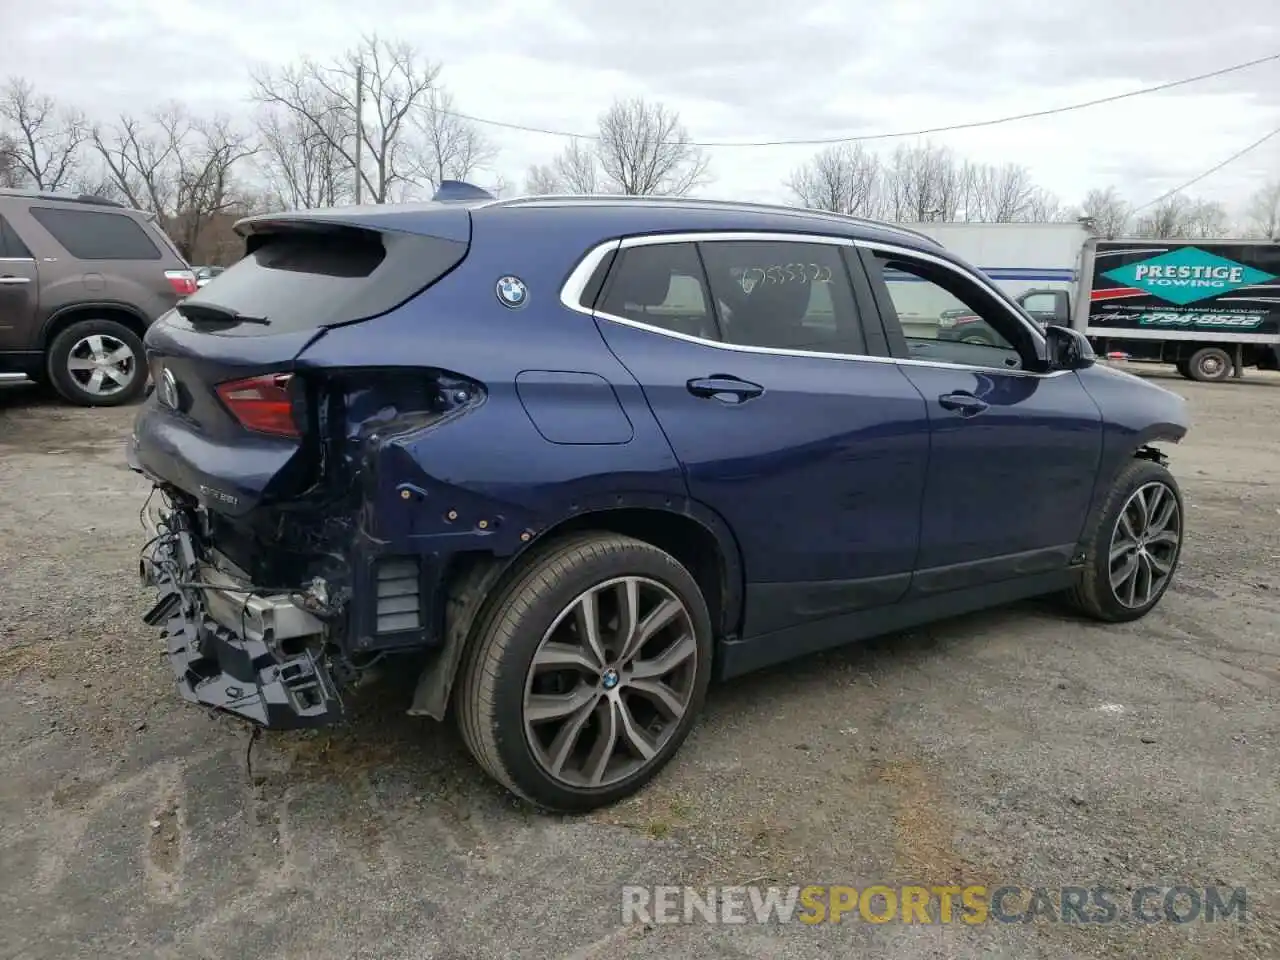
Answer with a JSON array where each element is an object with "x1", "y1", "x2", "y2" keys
[
  {"x1": 146, "y1": 218, "x2": 189, "y2": 264},
  {"x1": 29, "y1": 206, "x2": 162, "y2": 260},
  {"x1": 175, "y1": 226, "x2": 467, "y2": 336}
]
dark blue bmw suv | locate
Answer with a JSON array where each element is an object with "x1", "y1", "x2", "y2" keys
[{"x1": 128, "y1": 183, "x2": 1189, "y2": 812}]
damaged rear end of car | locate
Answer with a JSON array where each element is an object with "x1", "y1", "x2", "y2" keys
[{"x1": 129, "y1": 203, "x2": 478, "y2": 729}]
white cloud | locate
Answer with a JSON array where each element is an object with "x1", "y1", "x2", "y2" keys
[{"x1": 5, "y1": 0, "x2": 1279, "y2": 213}]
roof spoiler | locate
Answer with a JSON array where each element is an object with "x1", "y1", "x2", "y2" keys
[{"x1": 432, "y1": 180, "x2": 495, "y2": 203}]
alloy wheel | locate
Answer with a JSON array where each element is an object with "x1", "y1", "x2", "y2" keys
[
  {"x1": 66, "y1": 333, "x2": 137, "y2": 397},
  {"x1": 1108, "y1": 481, "x2": 1181, "y2": 609},
  {"x1": 522, "y1": 575, "x2": 698, "y2": 789}
]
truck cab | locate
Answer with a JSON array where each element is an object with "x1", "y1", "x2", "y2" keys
[{"x1": 1016, "y1": 288, "x2": 1071, "y2": 329}]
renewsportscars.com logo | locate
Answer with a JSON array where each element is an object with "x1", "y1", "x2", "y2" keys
[{"x1": 1103, "y1": 247, "x2": 1276, "y2": 305}]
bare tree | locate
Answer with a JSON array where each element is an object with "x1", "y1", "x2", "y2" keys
[
  {"x1": 1132, "y1": 195, "x2": 1189, "y2": 239},
  {"x1": 411, "y1": 87, "x2": 495, "y2": 191},
  {"x1": 1245, "y1": 181, "x2": 1280, "y2": 238},
  {"x1": 1132, "y1": 194, "x2": 1232, "y2": 239},
  {"x1": 1025, "y1": 187, "x2": 1065, "y2": 223},
  {"x1": 553, "y1": 138, "x2": 601, "y2": 193},
  {"x1": 169, "y1": 114, "x2": 257, "y2": 258},
  {"x1": 1182, "y1": 198, "x2": 1231, "y2": 238},
  {"x1": 596, "y1": 98, "x2": 709, "y2": 195},
  {"x1": 90, "y1": 105, "x2": 255, "y2": 259},
  {"x1": 0, "y1": 133, "x2": 21, "y2": 188},
  {"x1": 90, "y1": 109, "x2": 183, "y2": 215},
  {"x1": 252, "y1": 35, "x2": 474, "y2": 203},
  {"x1": 1133, "y1": 194, "x2": 1197, "y2": 238},
  {"x1": 255, "y1": 91, "x2": 352, "y2": 209},
  {"x1": 539, "y1": 99, "x2": 708, "y2": 197},
  {"x1": 785, "y1": 143, "x2": 884, "y2": 217},
  {"x1": 0, "y1": 77, "x2": 88, "y2": 191},
  {"x1": 1077, "y1": 187, "x2": 1131, "y2": 238},
  {"x1": 524, "y1": 162, "x2": 564, "y2": 194},
  {"x1": 883, "y1": 143, "x2": 964, "y2": 221},
  {"x1": 962, "y1": 163, "x2": 1037, "y2": 222}
]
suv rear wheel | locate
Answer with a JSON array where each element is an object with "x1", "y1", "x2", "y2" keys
[
  {"x1": 47, "y1": 319, "x2": 147, "y2": 407},
  {"x1": 1185, "y1": 347, "x2": 1232, "y2": 382},
  {"x1": 455, "y1": 533, "x2": 713, "y2": 812}
]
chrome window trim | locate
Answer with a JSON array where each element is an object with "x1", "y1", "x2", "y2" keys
[
  {"x1": 559, "y1": 232, "x2": 1068, "y2": 380},
  {"x1": 559, "y1": 238, "x2": 620, "y2": 314},
  {"x1": 625, "y1": 230, "x2": 856, "y2": 248}
]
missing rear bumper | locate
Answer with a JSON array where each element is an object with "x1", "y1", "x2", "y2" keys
[{"x1": 141, "y1": 497, "x2": 344, "y2": 729}]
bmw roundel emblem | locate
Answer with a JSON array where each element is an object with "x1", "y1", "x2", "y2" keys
[{"x1": 495, "y1": 275, "x2": 528, "y2": 308}]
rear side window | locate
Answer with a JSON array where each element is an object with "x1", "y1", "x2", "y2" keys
[
  {"x1": 175, "y1": 227, "x2": 467, "y2": 336},
  {"x1": 699, "y1": 240, "x2": 866, "y2": 355},
  {"x1": 0, "y1": 216, "x2": 32, "y2": 258},
  {"x1": 29, "y1": 206, "x2": 161, "y2": 260},
  {"x1": 596, "y1": 242, "x2": 718, "y2": 340}
]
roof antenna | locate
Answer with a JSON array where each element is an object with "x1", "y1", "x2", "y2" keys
[{"x1": 432, "y1": 180, "x2": 495, "y2": 203}]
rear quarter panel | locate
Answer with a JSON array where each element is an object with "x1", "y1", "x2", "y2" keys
[{"x1": 293, "y1": 210, "x2": 694, "y2": 555}]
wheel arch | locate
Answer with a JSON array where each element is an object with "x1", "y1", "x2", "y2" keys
[
  {"x1": 1074, "y1": 426, "x2": 1184, "y2": 562},
  {"x1": 40, "y1": 302, "x2": 150, "y2": 351},
  {"x1": 409, "y1": 499, "x2": 746, "y2": 721}
]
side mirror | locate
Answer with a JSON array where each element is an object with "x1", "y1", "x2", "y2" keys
[{"x1": 1044, "y1": 324, "x2": 1095, "y2": 371}]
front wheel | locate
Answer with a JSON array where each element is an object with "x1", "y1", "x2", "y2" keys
[
  {"x1": 455, "y1": 533, "x2": 713, "y2": 812},
  {"x1": 1066, "y1": 458, "x2": 1184, "y2": 622},
  {"x1": 46, "y1": 319, "x2": 147, "y2": 406}
]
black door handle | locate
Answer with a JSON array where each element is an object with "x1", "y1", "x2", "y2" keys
[
  {"x1": 687, "y1": 376, "x2": 764, "y2": 403},
  {"x1": 938, "y1": 391, "x2": 988, "y2": 416}
]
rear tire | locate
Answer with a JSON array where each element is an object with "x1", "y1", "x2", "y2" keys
[
  {"x1": 1186, "y1": 347, "x2": 1231, "y2": 382},
  {"x1": 455, "y1": 533, "x2": 713, "y2": 812},
  {"x1": 1066, "y1": 458, "x2": 1184, "y2": 623},
  {"x1": 1174, "y1": 359, "x2": 1194, "y2": 380},
  {"x1": 47, "y1": 319, "x2": 147, "y2": 407}
]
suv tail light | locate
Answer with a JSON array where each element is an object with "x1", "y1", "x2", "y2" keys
[
  {"x1": 215, "y1": 374, "x2": 300, "y2": 438},
  {"x1": 165, "y1": 269, "x2": 198, "y2": 297}
]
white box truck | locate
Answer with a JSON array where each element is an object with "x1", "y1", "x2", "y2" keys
[{"x1": 907, "y1": 222, "x2": 1280, "y2": 382}]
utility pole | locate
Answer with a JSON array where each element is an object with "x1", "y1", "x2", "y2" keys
[{"x1": 353, "y1": 62, "x2": 364, "y2": 205}]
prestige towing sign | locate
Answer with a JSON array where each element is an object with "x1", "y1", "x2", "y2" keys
[
  {"x1": 1102, "y1": 247, "x2": 1275, "y2": 305},
  {"x1": 1089, "y1": 242, "x2": 1280, "y2": 335}
]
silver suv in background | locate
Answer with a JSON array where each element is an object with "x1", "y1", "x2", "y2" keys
[{"x1": 0, "y1": 189, "x2": 195, "y2": 406}]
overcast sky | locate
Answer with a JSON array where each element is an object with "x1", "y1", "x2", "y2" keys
[{"x1": 7, "y1": 0, "x2": 1280, "y2": 213}]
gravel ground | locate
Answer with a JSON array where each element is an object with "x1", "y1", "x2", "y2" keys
[{"x1": 1, "y1": 367, "x2": 1278, "y2": 960}]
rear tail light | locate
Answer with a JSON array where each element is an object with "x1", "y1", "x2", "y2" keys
[
  {"x1": 215, "y1": 373, "x2": 300, "y2": 437},
  {"x1": 165, "y1": 269, "x2": 198, "y2": 297}
]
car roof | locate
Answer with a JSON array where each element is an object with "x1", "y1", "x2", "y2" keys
[{"x1": 237, "y1": 191, "x2": 943, "y2": 253}]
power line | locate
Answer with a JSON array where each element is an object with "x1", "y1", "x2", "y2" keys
[
  {"x1": 439, "y1": 52, "x2": 1280, "y2": 148},
  {"x1": 1130, "y1": 123, "x2": 1280, "y2": 214}
]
